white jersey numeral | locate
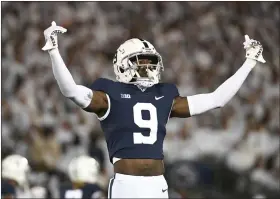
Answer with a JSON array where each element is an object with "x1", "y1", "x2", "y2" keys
[{"x1": 133, "y1": 103, "x2": 158, "y2": 144}]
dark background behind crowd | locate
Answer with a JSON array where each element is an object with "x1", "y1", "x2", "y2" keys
[{"x1": 1, "y1": 1, "x2": 279, "y2": 198}]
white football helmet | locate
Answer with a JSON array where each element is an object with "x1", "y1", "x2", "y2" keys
[
  {"x1": 113, "y1": 38, "x2": 163, "y2": 90},
  {"x1": 68, "y1": 156, "x2": 100, "y2": 184},
  {"x1": 2, "y1": 154, "x2": 30, "y2": 186}
]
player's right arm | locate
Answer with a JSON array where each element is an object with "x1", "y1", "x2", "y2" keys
[{"x1": 42, "y1": 21, "x2": 108, "y2": 117}]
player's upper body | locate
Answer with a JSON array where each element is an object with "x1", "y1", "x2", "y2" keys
[
  {"x1": 89, "y1": 76, "x2": 179, "y2": 175},
  {"x1": 60, "y1": 156, "x2": 105, "y2": 199},
  {"x1": 43, "y1": 22, "x2": 265, "y2": 176},
  {"x1": 1, "y1": 155, "x2": 30, "y2": 199}
]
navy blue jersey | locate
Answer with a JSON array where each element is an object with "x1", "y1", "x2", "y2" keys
[
  {"x1": 90, "y1": 78, "x2": 179, "y2": 163},
  {"x1": 60, "y1": 183, "x2": 103, "y2": 199},
  {"x1": 1, "y1": 179, "x2": 17, "y2": 198}
]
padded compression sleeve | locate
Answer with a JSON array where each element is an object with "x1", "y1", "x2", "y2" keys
[
  {"x1": 49, "y1": 49, "x2": 93, "y2": 108},
  {"x1": 187, "y1": 59, "x2": 257, "y2": 116}
]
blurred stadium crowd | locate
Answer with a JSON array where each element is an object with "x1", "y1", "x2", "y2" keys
[{"x1": 1, "y1": 1, "x2": 279, "y2": 198}]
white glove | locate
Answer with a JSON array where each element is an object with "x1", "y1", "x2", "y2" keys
[
  {"x1": 243, "y1": 35, "x2": 266, "y2": 63},
  {"x1": 42, "y1": 21, "x2": 67, "y2": 51}
]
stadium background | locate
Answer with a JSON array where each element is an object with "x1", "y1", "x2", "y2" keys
[{"x1": 1, "y1": 1, "x2": 279, "y2": 198}]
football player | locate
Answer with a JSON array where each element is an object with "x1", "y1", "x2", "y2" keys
[
  {"x1": 60, "y1": 156, "x2": 105, "y2": 199},
  {"x1": 1, "y1": 155, "x2": 30, "y2": 199},
  {"x1": 42, "y1": 21, "x2": 266, "y2": 198}
]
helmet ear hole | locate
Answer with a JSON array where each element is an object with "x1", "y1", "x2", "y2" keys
[{"x1": 119, "y1": 67, "x2": 124, "y2": 73}]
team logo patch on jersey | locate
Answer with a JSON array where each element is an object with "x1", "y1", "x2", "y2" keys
[{"x1": 121, "y1": 94, "x2": 131, "y2": 99}]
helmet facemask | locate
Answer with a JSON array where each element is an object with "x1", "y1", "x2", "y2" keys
[{"x1": 125, "y1": 53, "x2": 163, "y2": 90}]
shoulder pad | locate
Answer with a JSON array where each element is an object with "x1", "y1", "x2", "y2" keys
[
  {"x1": 89, "y1": 78, "x2": 114, "y2": 91},
  {"x1": 89, "y1": 78, "x2": 122, "y2": 100},
  {"x1": 158, "y1": 83, "x2": 179, "y2": 99}
]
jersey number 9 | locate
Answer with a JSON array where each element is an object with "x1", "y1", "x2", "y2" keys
[{"x1": 133, "y1": 103, "x2": 158, "y2": 144}]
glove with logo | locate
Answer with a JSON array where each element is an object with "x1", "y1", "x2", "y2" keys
[
  {"x1": 42, "y1": 21, "x2": 67, "y2": 51},
  {"x1": 243, "y1": 35, "x2": 266, "y2": 63}
]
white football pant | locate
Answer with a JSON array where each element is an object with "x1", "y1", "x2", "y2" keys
[{"x1": 108, "y1": 173, "x2": 169, "y2": 198}]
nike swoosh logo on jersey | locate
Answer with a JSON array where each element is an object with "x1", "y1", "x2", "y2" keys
[
  {"x1": 162, "y1": 188, "x2": 168, "y2": 192},
  {"x1": 155, "y1": 96, "x2": 164, "y2": 100}
]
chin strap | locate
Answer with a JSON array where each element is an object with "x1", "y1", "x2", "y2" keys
[{"x1": 134, "y1": 78, "x2": 155, "y2": 88}]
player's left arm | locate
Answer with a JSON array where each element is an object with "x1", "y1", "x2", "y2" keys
[{"x1": 171, "y1": 35, "x2": 266, "y2": 118}]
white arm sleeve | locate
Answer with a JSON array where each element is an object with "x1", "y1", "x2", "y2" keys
[
  {"x1": 49, "y1": 49, "x2": 93, "y2": 108},
  {"x1": 187, "y1": 59, "x2": 257, "y2": 116}
]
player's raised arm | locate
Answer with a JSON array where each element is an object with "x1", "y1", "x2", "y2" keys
[
  {"x1": 171, "y1": 35, "x2": 266, "y2": 118},
  {"x1": 42, "y1": 22, "x2": 108, "y2": 116}
]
